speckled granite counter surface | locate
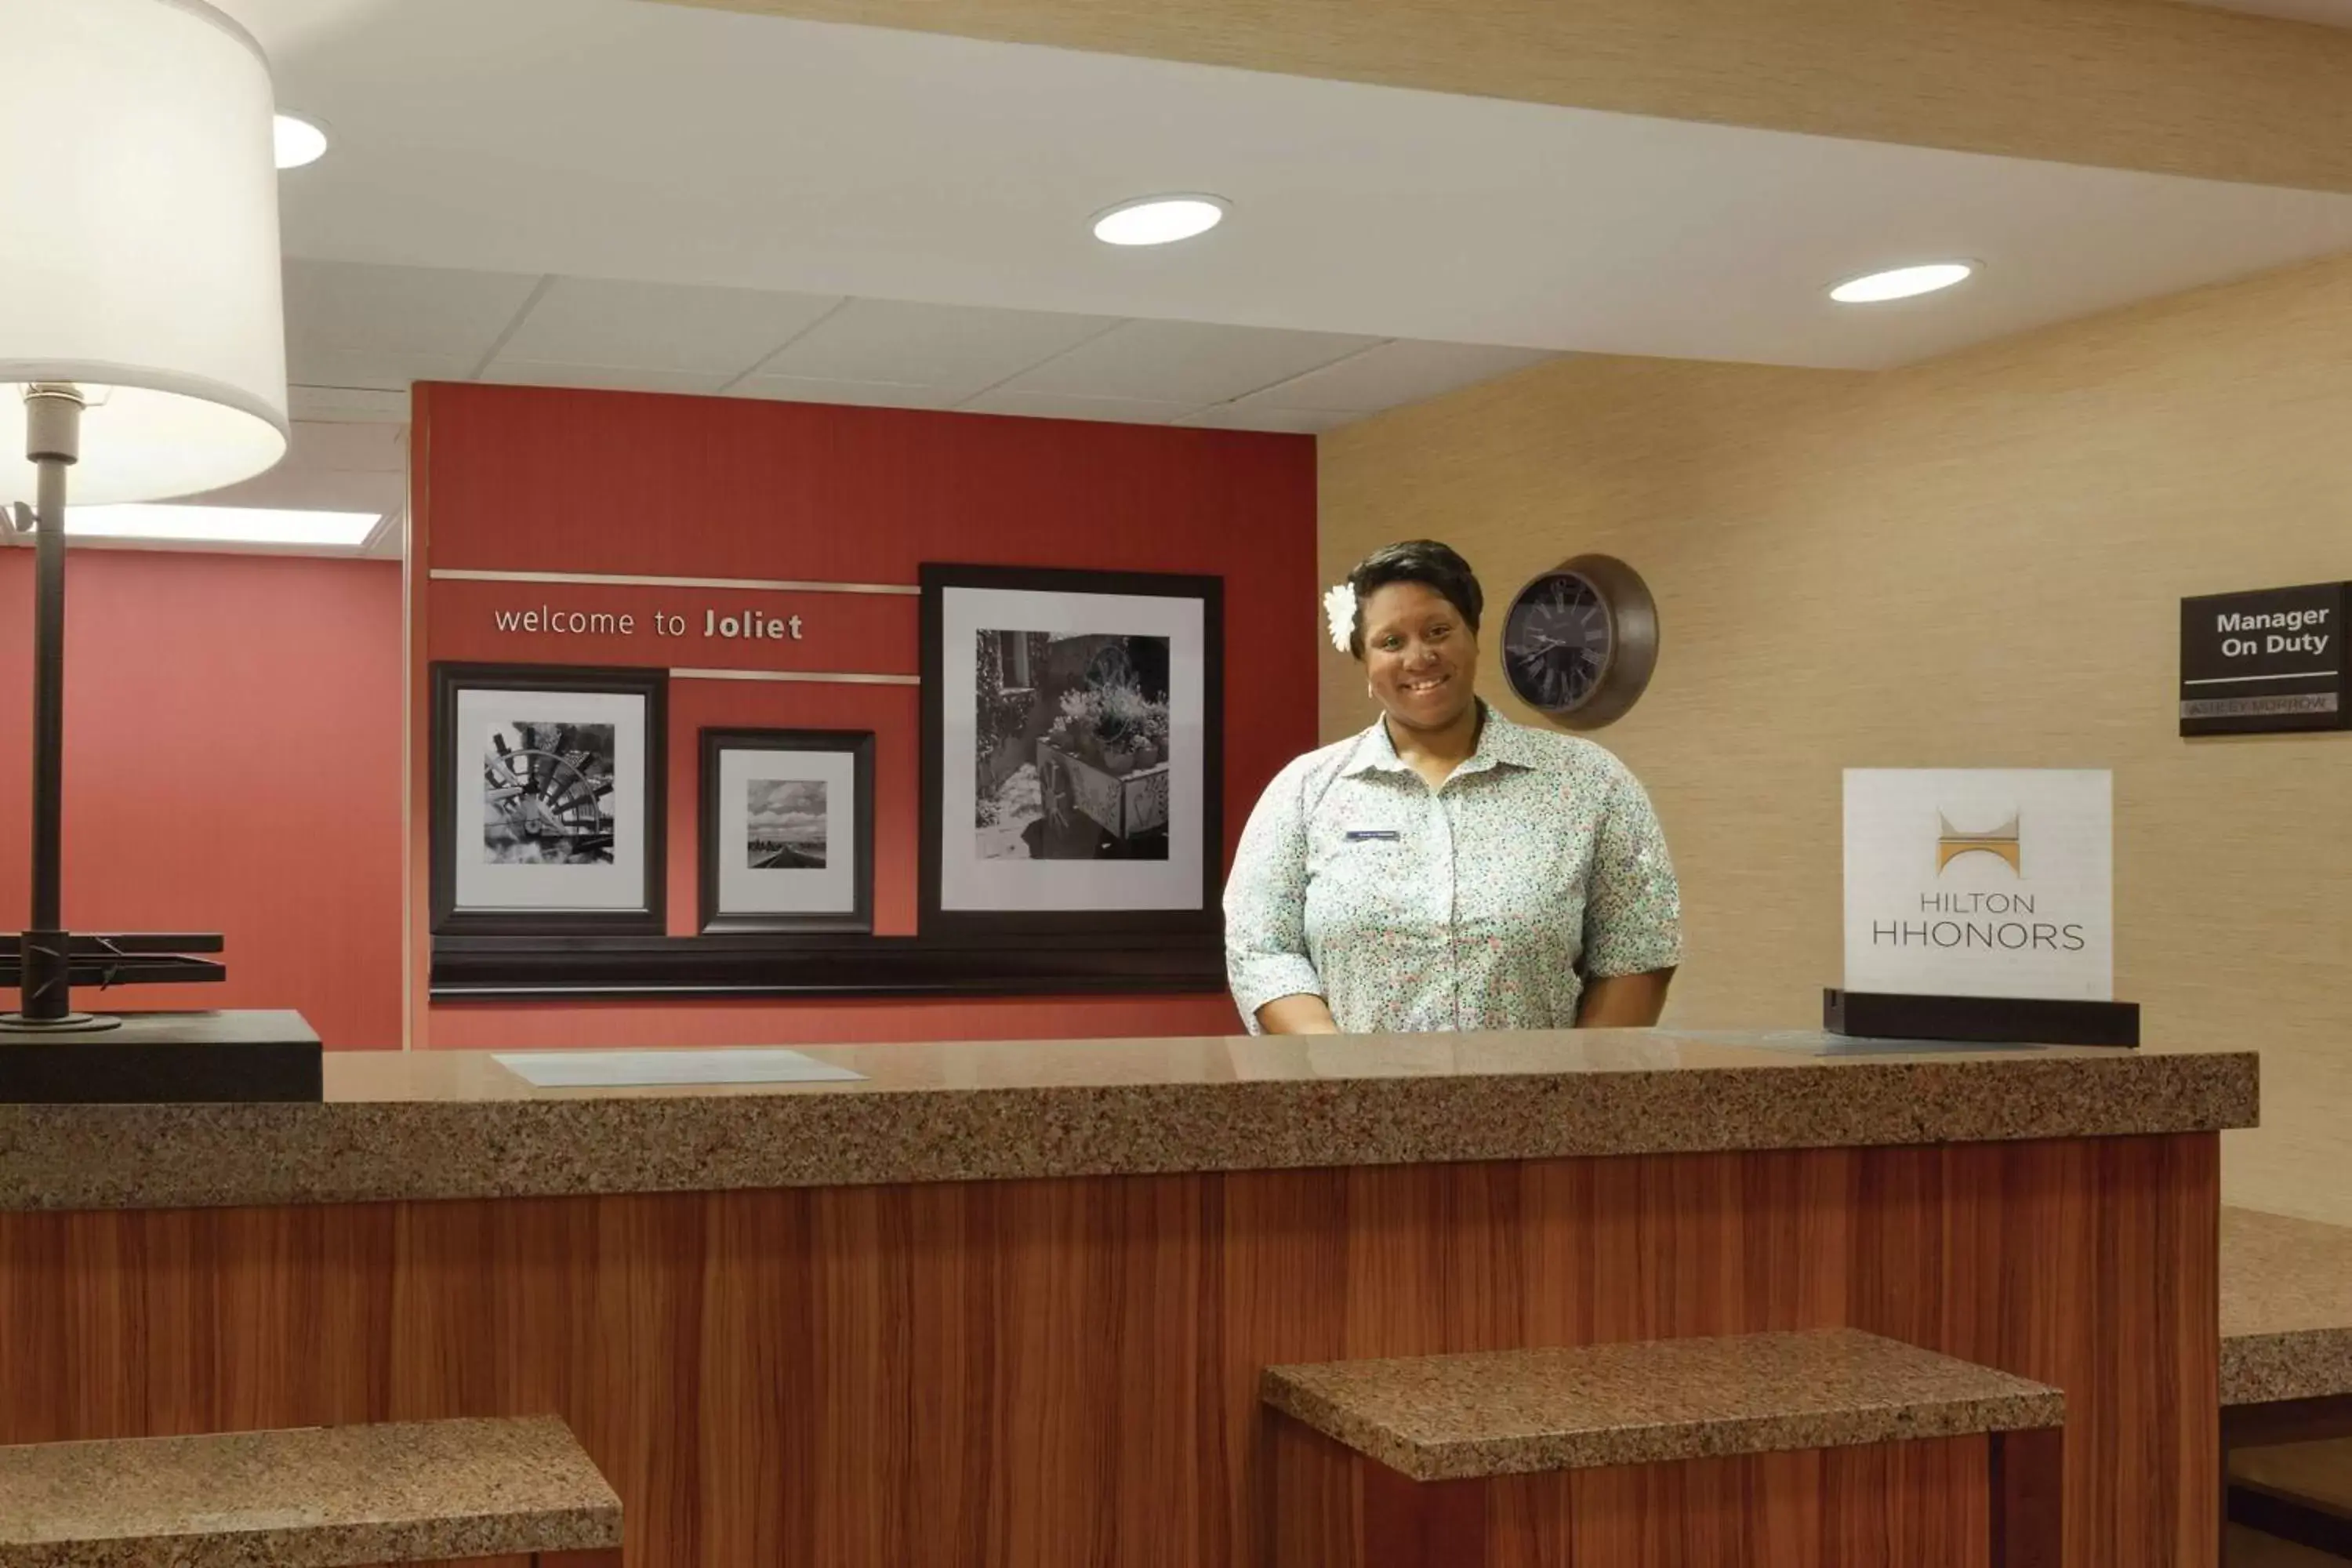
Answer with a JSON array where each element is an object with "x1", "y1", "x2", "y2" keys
[
  {"x1": 0, "y1": 1029, "x2": 2256, "y2": 1211},
  {"x1": 2222, "y1": 1206, "x2": 2352, "y2": 1405},
  {"x1": 0, "y1": 1415, "x2": 619, "y2": 1568},
  {"x1": 1262, "y1": 1329, "x2": 2065, "y2": 1480}
]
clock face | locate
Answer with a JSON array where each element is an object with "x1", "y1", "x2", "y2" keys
[{"x1": 1503, "y1": 571, "x2": 1613, "y2": 713}]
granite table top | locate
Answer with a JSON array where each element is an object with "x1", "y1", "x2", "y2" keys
[
  {"x1": 0, "y1": 1028, "x2": 2256, "y2": 1211},
  {"x1": 0, "y1": 1415, "x2": 619, "y2": 1568},
  {"x1": 1261, "y1": 1328, "x2": 2065, "y2": 1481},
  {"x1": 2222, "y1": 1206, "x2": 2352, "y2": 1406}
]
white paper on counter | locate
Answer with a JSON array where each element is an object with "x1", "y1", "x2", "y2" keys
[{"x1": 493, "y1": 1048, "x2": 866, "y2": 1087}]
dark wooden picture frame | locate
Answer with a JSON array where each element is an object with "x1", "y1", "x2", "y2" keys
[
  {"x1": 920, "y1": 562, "x2": 1224, "y2": 942},
  {"x1": 699, "y1": 728, "x2": 877, "y2": 935},
  {"x1": 430, "y1": 662, "x2": 667, "y2": 937}
]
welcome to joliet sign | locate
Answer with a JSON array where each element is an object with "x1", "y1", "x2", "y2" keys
[{"x1": 2180, "y1": 581, "x2": 2350, "y2": 736}]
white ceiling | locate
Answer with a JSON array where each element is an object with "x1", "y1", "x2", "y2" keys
[
  {"x1": 231, "y1": 0, "x2": 2352, "y2": 375},
  {"x1": 8, "y1": 416, "x2": 408, "y2": 559},
  {"x1": 123, "y1": 0, "x2": 2352, "y2": 554},
  {"x1": 282, "y1": 259, "x2": 1552, "y2": 433}
]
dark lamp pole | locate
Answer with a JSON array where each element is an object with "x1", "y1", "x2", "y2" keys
[{"x1": 4, "y1": 384, "x2": 111, "y2": 1033}]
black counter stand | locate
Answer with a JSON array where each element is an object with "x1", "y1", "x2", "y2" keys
[
  {"x1": 1824, "y1": 988, "x2": 2140, "y2": 1047},
  {"x1": 0, "y1": 384, "x2": 321, "y2": 1102}
]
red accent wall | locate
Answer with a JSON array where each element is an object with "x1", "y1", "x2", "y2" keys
[
  {"x1": 412, "y1": 383, "x2": 1317, "y2": 1048},
  {"x1": 0, "y1": 550, "x2": 404, "y2": 1048}
]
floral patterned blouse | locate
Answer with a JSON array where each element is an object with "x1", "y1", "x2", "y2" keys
[{"x1": 1224, "y1": 705, "x2": 1682, "y2": 1033}]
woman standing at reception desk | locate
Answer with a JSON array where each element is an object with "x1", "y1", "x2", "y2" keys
[{"x1": 1226, "y1": 539, "x2": 1682, "y2": 1034}]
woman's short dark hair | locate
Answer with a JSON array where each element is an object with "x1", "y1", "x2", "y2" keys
[{"x1": 1345, "y1": 539, "x2": 1483, "y2": 659}]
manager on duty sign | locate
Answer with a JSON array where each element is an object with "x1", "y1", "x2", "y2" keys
[{"x1": 2180, "y1": 581, "x2": 2350, "y2": 735}]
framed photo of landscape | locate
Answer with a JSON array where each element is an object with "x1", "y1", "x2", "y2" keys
[
  {"x1": 699, "y1": 728, "x2": 875, "y2": 934},
  {"x1": 920, "y1": 563, "x2": 1223, "y2": 940},
  {"x1": 430, "y1": 662, "x2": 666, "y2": 935}
]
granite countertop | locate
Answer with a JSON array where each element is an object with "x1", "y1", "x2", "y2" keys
[
  {"x1": 1261, "y1": 1328, "x2": 2065, "y2": 1481},
  {"x1": 0, "y1": 1029, "x2": 2256, "y2": 1212},
  {"x1": 2221, "y1": 1206, "x2": 2352, "y2": 1406},
  {"x1": 0, "y1": 1415, "x2": 619, "y2": 1568}
]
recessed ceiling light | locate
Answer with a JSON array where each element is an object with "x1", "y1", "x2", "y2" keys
[
  {"x1": 67, "y1": 504, "x2": 379, "y2": 546},
  {"x1": 273, "y1": 113, "x2": 329, "y2": 171},
  {"x1": 1829, "y1": 262, "x2": 1976, "y2": 304},
  {"x1": 1091, "y1": 194, "x2": 1227, "y2": 247}
]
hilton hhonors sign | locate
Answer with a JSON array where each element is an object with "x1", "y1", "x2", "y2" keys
[
  {"x1": 1843, "y1": 769, "x2": 2114, "y2": 1003},
  {"x1": 2180, "y1": 581, "x2": 2350, "y2": 736}
]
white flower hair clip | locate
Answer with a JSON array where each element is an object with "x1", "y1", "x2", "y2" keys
[{"x1": 1323, "y1": 582, "x2": 1358, "y2": 654}]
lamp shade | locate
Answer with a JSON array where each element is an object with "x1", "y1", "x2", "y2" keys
[{"x1": 0, "y1": 0, "x2": 290, "y2": 507}]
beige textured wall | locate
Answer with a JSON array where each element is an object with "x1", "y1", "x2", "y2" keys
[
  {"x1": 657, "y1": 0, "x2": 2352, "y2": 193},
  {"x1": 1317, "y1": 252, "x2": 2352, "y2": 1226}
]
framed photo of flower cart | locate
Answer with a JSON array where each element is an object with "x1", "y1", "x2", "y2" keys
[
  {"x1": 920, "y1": 563, "x2": 1224, "y2": 939},
  {"x1": 430, "y1": 662, "x2": 666, "y2": 935}
]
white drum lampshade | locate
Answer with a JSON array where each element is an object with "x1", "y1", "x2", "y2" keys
[{"x1": 0, "y1": 0, "x2": 290, "y2": 506}]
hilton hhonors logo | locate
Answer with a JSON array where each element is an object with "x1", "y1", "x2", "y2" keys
[{"x1": 1936, "y1": 811, "x2": 2021, "y2": 876}]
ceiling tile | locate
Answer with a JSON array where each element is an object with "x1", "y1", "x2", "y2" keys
[
  {"x1": 1177, "y1": 405, "x2": 1357, "y2": 434},
  {"x1": 757, "y1": 299, "x2": 1121, "y2": 396},
  {"x1": 1245, "y1": 340, "x2": 1559, "y2": 412},
  {"x1": 496, "y1": 278, "x2": 844, "y2": 376},
  {"x1": 477, "y1": 361, "x2": 734, "y2": 396},
  {"x1": 288, "y1": 386, "x2": 412, "y2": 424},
  {"x1": 285, "y1": 349, "x2": 485, "y2": 392},
  {"x1": 993, "y1": 320, "x2": 1380, "y2": 406},
  {"x1": 283, "y1": 260, "x2": 542, "y2": 358},
  {"x1": 732, "y1": 376, "x2": 964, "y2": 411},
  {"x1": 277, "y1": 421, "x2": 408, "y2": 473},
  {"x1": 185, "y1": 422, "x2": 408, "y2": 516},
  {"x1": 958, "y1": 390, "x2": 1195, "y2": 425}
]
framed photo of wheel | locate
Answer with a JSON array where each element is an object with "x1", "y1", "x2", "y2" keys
[
  {"x1": 430, "y1": 662, "x2": 666, "y2": 935},
  {"x1": 1501, "y1": 554, "x2": 1660, "y2": 731}
]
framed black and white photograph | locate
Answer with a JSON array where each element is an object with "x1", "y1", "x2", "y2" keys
[
  {"x1": 430, "y1": 663, "x2": 666, "y2": 935},
  {"x1": 699, "y1": 728, "x2": 875, "y2": 934},
  {"x1": 920, "y1": 563, "x2": 1222, "y2": 938}
]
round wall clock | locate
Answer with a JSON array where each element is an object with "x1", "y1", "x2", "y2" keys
[{"x1": 1500, "y1": 554, "x2": 1659, "y2": 730}]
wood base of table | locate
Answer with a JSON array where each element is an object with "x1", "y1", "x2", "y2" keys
[{"x1": 1269, "y1": 1420, "x2": 2066, "y2": 1568}]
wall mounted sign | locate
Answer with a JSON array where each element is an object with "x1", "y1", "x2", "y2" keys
[
  {"x1": 920, "y1": 563, "x2": 1223, "y2": 940},
  {"x1": 488, "y1": 604, "x2": 805, "y2": 641},
  {"x1": 1842, "y1": 768, "x2": 2114, "y2": 1002},
  {"x1": 2180, "y1": 581, "x2": 2349, "y2": 736},
  {"x1": 1500, "y1": 554, "x2": 1659, "y2": 730},
  {"x1": 430, "y1": 662, "x2": 667, "y2": 935},
  {"x1": 424, "y1": 575, "x2": 905, "y2": 677}
]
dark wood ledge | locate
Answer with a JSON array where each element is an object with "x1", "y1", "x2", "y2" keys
[{"x1": 429, "y1": 930, "x2": 1227, "y2": 1000}]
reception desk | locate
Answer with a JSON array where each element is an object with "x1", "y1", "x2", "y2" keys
[{"x1": 0, "y1": 1029, "x2": 2254, "y2": 1567}]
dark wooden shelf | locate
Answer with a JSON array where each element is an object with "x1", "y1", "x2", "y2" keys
[{"x1": 429, "y1": 931, "x2": 1226, "y2": 1000}]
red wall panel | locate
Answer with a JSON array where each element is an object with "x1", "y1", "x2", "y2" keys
[
  {"x1": 0, "y1": 550, "x2": 404, "y2": 1048},
  {"x1": 415, "y1": 383, "x2": 1318, "y2": 1047}
]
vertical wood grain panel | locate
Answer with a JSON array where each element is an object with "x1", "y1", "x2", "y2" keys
[
  {"x1": 0, "y1": 1134, "x2": 2215, "y2": 1568},
  {"x1": 1318, "y1": 249, "x2": 2352, "y2": 1228}
]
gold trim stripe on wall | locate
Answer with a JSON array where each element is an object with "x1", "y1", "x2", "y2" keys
[
  {"x1": 430, "y1": 568, "x2": 920, "y2": 596},
  {"x1": 670, "y1": 667, "x2": 920, "y2": 686}
]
